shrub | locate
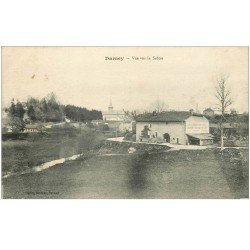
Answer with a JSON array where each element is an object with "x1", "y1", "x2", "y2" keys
[
  {"x1": 76, "y1": 128, "x2": 105, "y2": 151},
  {"x1": 124, "y1": 131, "x2": 136, "y2": 141}
]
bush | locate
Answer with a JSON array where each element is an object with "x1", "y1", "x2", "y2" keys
[
  {"x1": 102, "y1": 124, "x2": 110, "y2": 131},
  {"x1": 76, "y1": 128, "x2": 105, "y2": 151},
  {"x1": 131, "y1": 134, "x2": 136, "y2": 142},
  {"x1": 49, "y1": 123, "x2": 79, "y2": 137},
  {"x1": 2, "y1": 133, "x2": 28, "y2": 141},
  {"x1": 124, "y1": 131, "x2": 136, "y2": 141}
]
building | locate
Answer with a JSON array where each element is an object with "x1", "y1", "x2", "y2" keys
[
  {"x1": 203, "y1": 108, "x2": 214, "y2": 117},
  {"x1": 102, "y1": 100, "x2": 125, "y2": 121},
  {"x1": 23, "y1": 124, "x2": 46, "y2": 133},
  {"x1": 136, "y1": 111, "x2": 214, "y2": 145},
  {"x1": 91, "y1": 120, "x2": 105, "y2": 126},
  {"x1": 25, "y1": 125, "x2": 38, "y2": 133}
]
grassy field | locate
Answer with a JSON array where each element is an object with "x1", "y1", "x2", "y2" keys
[
  {"x1": 1, "y1": 127, "x2": 105, "y2": 176},
  {"x1": 2, "y1": 146, "x2": 248, "y2": 199}
]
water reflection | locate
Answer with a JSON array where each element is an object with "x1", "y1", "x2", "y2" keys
[{"x1": 127, "y1": 152, "x2": 150, "y2": 195}]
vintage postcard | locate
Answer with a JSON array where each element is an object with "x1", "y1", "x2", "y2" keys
[{"x1": 1, "y1": 47, "x2": 249, "y2": 199}]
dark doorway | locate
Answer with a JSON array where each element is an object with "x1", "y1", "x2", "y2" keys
[
  {"x1": 188, "y1": 136, "x2": 200, "y2": 145},
  {"x1": 163, "y1": 133, "x2": 170, "y2": 142}
]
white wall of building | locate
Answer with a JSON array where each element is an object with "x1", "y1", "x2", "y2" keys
[
  {"x1": 136, "y1": 121, "x2": 186, "y2": 144},
  {"x1": 185, "y1": 116, "x2": 209, "y2": 134},
  {"x1": 102, "y1": 112, "x2": 125, "y2": 121},
  {"x1": 136, "y1": 116, "x2": 210, "y2": 145}
]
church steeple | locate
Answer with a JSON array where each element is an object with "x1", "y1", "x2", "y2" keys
[{"x1": 108, "y1": 99, "x2": 113, "y2": 110}]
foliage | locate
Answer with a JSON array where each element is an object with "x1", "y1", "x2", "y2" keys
[
  {"x1": 140, "y1": 125, "x2": 150, "y2": 138},
  {"x1": 27, "y1": 105, "x2": 36, "y2": 121},
  {"x1": 2, "y1": 126, "x2": 105, "y2": 176},
  {"x1": 49, "y1": 123, "x2": 79, "y2": 137},
  {"x1": 8, "y1": 99, "x2": 25, "y2": 118},
  {"x1": 103, "y1": 124, "x2": 109, "y2": 131},
  {"x1": 26, "y1": 93, "x2": 64, "y2": 122},
  {"x1": 15, "y1": 101, "x2": 26, "y2": 119},
  {"x1": 9, "y1": 116, "x2": 25, "y2": 133},
  {"x1": 5, "y1": 93, "x2": 103, "y2": 128},
  {"x1": 124, "y1": 131, "x2": 136, "y2": 142},
  {"x1": 123, "y1": 110, "x2": 137, "y2": 120},
  {"x1": 76, "y1": 128, "x2": 105, "y2": 151},
  {"x1": 7, "y1": 100, "x2": 26, "y2": 133},
  {"x1": 63, "y1": 104, "x2": 102, "y2": 122}
]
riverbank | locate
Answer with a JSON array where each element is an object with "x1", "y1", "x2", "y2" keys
[
  {"x1": 2, "y1": 146, "x2": 248, "y2": 199},
  {"x1": 1, "y1": 126, "x2": 105, "y2": 177},
  {"x1": 2, "y1": 135, "x2": 248, "y2": 199},
  {"x1": 2, "y1": 132, "x2": 248, "y2": 199}
]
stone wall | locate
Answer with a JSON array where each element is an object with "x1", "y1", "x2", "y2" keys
[{"x1": 104, "y1": 140, "x2": 171, "y2": 153}]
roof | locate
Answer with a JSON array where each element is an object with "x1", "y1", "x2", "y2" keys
[
  {"x1": 25, "y1": 124, "x2": 45, "y2": 129},
  {"x1": 187, "y1": 133, "x2": 214, "y2": 140},
  {"x1": 102, "y1": 110, "x2": 125, "y2": 115},
  {"x1": 91, "y1": 119, "x2": 104, "y2": 123},
  {"x1": 203, "y1": 108, "x2": 214, "y2": 112},
  {"x1": 210, "y1": 123, "x2": 235, "y2": 129},
  {"x1": 25, "y1": 124, "x2": 39, "y2": 129},
  {"x1": 136, "y1": 111, "x2": 203, "y2": 122}
]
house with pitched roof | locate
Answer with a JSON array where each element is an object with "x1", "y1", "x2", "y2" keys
[
  {"x1": 135, "y1": 111, "x2": 214, "y2": 145},
  {"x1": 102, "y1": 100, "x2": 125, "y2": 122},
  {"x1": 203, "y1": 107, "x2": 214, "y2": 117}
]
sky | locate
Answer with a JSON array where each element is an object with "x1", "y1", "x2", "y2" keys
[{"x1": 2, "y1": 47, "x2": 249, "y2": 113}]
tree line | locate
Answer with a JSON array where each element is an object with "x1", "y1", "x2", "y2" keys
[
  {"x1": 63, "y1": 104, "x2": 102, "y2": 122},
  {"x1": 5, "y1": 93, "x2": 102, "y2": 133}
]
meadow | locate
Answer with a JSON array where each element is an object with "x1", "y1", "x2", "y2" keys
[
  {"x1": 2, "y1": 126, "x2": 105, "y2": 176},
  {"x1": 2, "y1": 144, "x2": 249, "y2": 199}
]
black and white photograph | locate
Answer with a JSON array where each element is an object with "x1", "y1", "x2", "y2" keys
[
  {"x1": 0, "y1": 1, "x2": 250, "y2": 250},
  {"x1": 1, "y1": 47, "x2": 248, "y2": 199}
]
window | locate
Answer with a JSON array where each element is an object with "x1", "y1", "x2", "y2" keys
[{"x1": 155, "y1": 132, "x2": 158, "y2": 137}]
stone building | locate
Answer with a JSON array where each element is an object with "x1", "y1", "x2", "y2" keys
[
  {"x1": 136, "y1": 111, "x2": 214, "y2": 145},
  {"x1": 102, "y1": 100, "x2": 125, "y2": 121},
  {"x1": 203, "y1": 108, "x2": 214, "y2": 117}
]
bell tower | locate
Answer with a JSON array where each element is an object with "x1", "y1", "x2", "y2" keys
[{"x1": 108, "y1": 99, "x2": 113, "y2": 110}]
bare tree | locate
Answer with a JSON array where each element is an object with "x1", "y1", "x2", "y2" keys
[
  {"x1": 123, "y1": 110, "x2": 137, "y2": 120},
  {"x1": 215, "y1": 74, "x2": 233, "y2": 149},
  {"x1": 151, "y1": 99, "x2": 167, "y2": 113}
]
